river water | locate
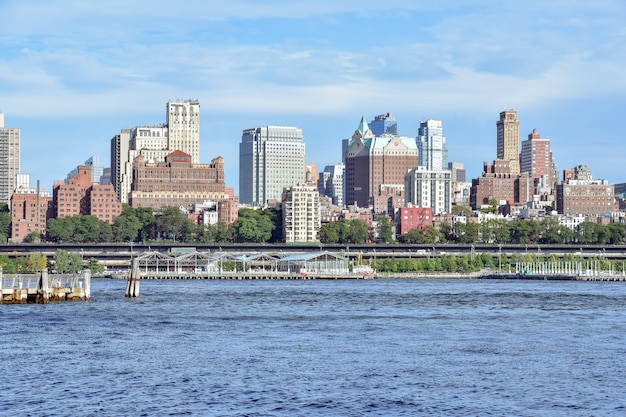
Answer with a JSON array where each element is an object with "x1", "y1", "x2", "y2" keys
[{"x1": 2, "y1": 278, "x2": 626, "y2": 416}]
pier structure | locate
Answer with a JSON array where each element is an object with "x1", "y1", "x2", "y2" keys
[
  {"x1": 122, "y1": 249, "x2": 372, "y2": 281},
  {"x1": 1, "y1": 268, "x2": 91, "y2": 304}
]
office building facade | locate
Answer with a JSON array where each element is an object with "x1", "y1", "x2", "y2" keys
[
  {"x1": 344, "y1": 117, "x2": 418, "y2": 212},
  {"x1": 416, "y1": 119, "x2": 448, "y2": 170},
  {"x1": 239, "y1": 126, "x2": 305, "y2": 206},
  {"x1": 317, "y1": 163, "x2": 345, "y2": 207},
  {"x1": 369, "y1": 113, "x2": 397, "y2": 136}
]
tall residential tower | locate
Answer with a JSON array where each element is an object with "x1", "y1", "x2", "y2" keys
[
  {"x1": 416, "y1": 119, "x2": 448, "y2": 170},
  {"x1": 496, "y1": 110, "x2": 520, "y2": 174},
  {"x1": 0, "y1": 113, "x2": 20, "y2": 206}
]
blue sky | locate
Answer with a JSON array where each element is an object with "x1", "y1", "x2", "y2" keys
[{"x1": 1, "y1": 0, "x2": 626, "y2": 194}]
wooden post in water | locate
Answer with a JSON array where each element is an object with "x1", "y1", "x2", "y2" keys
[
  {"x1": 37, "y1": 269, "x2": 50, "y2": 304},
  {"x1": 125, "y1": 261, "x2": 140, "y2": 298}
]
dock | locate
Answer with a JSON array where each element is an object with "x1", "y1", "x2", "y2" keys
[
  {"x1": 131, "y1": 271, "x2": 374, "y2": 280},
  {"x1": 1, "y1": 268, "x2": 91, "y2": 304}
]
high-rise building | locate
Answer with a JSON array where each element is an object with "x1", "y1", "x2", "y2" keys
[
  {"x1": 416, "y1": 119, "x2": 448, "y2": 170},
  {"x1": 0, "y1": 113, "x2": 20, "y2": 206},
  {"x1": 67, "y1": 156, "x2": 105, "y2": 185},
  {"x1": 520, "y1": 128, "x2": 557, "y2": 194},
  {"x1": 317, "y1": 163, "x2": 344, "y2": 207},
  {"x1": 369, "y1": 113, "x2": 397, "y2": 136},
  {"x1": 405, "y1": 166, "x2": 452, "y2": 215},
  {"x1": 344, "y1": 117, "x2": 419, "y2": 212},
  {"x1": 239, "y1": 126, "x2": 305, "y2": 206},
  {"x1": 282, "y1": 184, "x2": 321, "y2": 243},
  {"x1": 110, "y1": 129, "x2": 131, "y2": 203},
  {"x1": 85, "y1": 156, "x2": 105, "y2": 184},
  {"x1": 448, "y1": 162, "x2": 466, "y2": 183},
  {"x1": 167, "y1": 100, "x2": 200, "y2": 164},
  {"x1": 111, "y1": 100, "x2": 201, "y2": 204},
  {"x1": 496, "y1": 110, "x2": 520, "y2": 174}
]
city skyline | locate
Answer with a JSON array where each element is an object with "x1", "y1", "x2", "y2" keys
[{"x1": 1, "y1": 1, "x2": 625, "y2": 193}]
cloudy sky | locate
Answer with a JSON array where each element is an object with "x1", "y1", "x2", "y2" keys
[{"x1": 2, "y1": 0, "x2": 625, "y2": 193}]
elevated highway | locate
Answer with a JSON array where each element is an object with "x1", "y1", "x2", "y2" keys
[{"x1": 1, "y1": 243, "x2": 624, "y2": 268}]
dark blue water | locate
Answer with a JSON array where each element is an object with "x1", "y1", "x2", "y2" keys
[{"x1": 2, "y1": 279, "x2": 626, "y2": 416}]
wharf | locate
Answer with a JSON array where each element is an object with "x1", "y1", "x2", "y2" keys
[
  {"x1": 134, "y1": 271, "x2": 374, "y2": 280},
  {"x1": 1, "y1": 269, "x2": 91, "y2": 304}
]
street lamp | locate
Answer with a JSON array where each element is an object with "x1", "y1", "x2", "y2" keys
[{"x1": 498, "y1": 244, "x2": 502, "y2": 272}]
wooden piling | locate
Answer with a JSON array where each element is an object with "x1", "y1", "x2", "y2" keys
[{"x1": 125, "y1": 263, "x2": 140, "y2": 298}]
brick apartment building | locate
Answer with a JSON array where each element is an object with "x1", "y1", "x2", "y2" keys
[
  {"x1": 10, "y1": 186, "x2": 52, "y2": 243},
  {"x1": 53, "y1": 165, "x2": 121, "y2": 223},
  {"x1": 470, "y1": 159, "x2": 532, "y2": 210},
  {"x1": 396, "y1": 206, "x2": 433, "y2": 236}
]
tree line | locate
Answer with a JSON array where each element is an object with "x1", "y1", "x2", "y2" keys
[{"x1": 2, "y1": 202, "x2": 626, "y2": 246}]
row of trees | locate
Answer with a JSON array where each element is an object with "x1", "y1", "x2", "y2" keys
[
  {"x1": 4, "y1": 200, "x2": 626, "y2": 245},
  {"x1": 44, "y1": 206, "x2": 281, "y2": 244}
]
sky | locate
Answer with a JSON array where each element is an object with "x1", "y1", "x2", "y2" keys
[{"x1": 1, "y1": 0, "x2": 626, "y2": 195}]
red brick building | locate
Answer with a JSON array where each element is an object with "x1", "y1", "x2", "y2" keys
[
  {"x1": 470, "y1": 159, "x2": 532, "y2": 210},
  {"x1": 10, "y1": 188, "x2": 52, "y2": 243},
  {"x1": 130, "y1": 151, "x2": 228, "y2": 211},
  {"x1": 396, "y1": 207, "x2": 433, "y2": 235},
  {"x1": 53, "y1": 165, "x2": 121, "y2": 223},
  {"x1": 344, "y1": 117, "x2": 418, "y2": 213}
]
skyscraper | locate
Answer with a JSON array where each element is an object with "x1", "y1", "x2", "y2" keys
[
  {"x1": 416, "y1": 119, "x2": 448, "y2": 170},
  {"x1": 369, "y1": 113, "x2": 397, "y2": 136},
  {"x1": 0, "y1": 113, "x2": 20, "y2": 206},
  {"x1": 317, "y1": 163, "x2": 345, "y2": 206},
  {"x1": 496, "y1": 110, "x2": 520, "y2": 174},
  {"x1": 110, "y1": 100, "x2": 201, "y2": 203},
  {"x1": 344, "y1": 117, "x2": 418, "y2": 212},
  {"x1": 239, "y1": 126, "x2": 306, "y2": 205},
  {"x1": 520, "y1": 128, "x2": 555, "y2": 187},
  {"x1": 167, "y1": 100, "x2": 200, "y2": 164}
]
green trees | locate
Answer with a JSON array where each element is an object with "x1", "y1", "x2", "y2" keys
[
  {"x1": 230, "y1": 208, "x2": 275, "y2": 243},
  {"x1": 47, "y1": 215, "x2": 112, "y2": 243},
  {"x1": 0, "y1": 203, "x2": 11, "y2": 243},
  {"x1": 152, "y1": 206, "x2": 197, "y2": 242},
  {"x1": 111, "y1": 205, "x2": 142, "y2": 242},
  {"x1": 375, "y1": 216, "x2": 394, "y2": 243},
  {"x1": 319, "y1": 219, "x2": 369, "y2": 244},
  {"x1": 53, "y1": 249, "x2": 83, "y2": 273}
]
